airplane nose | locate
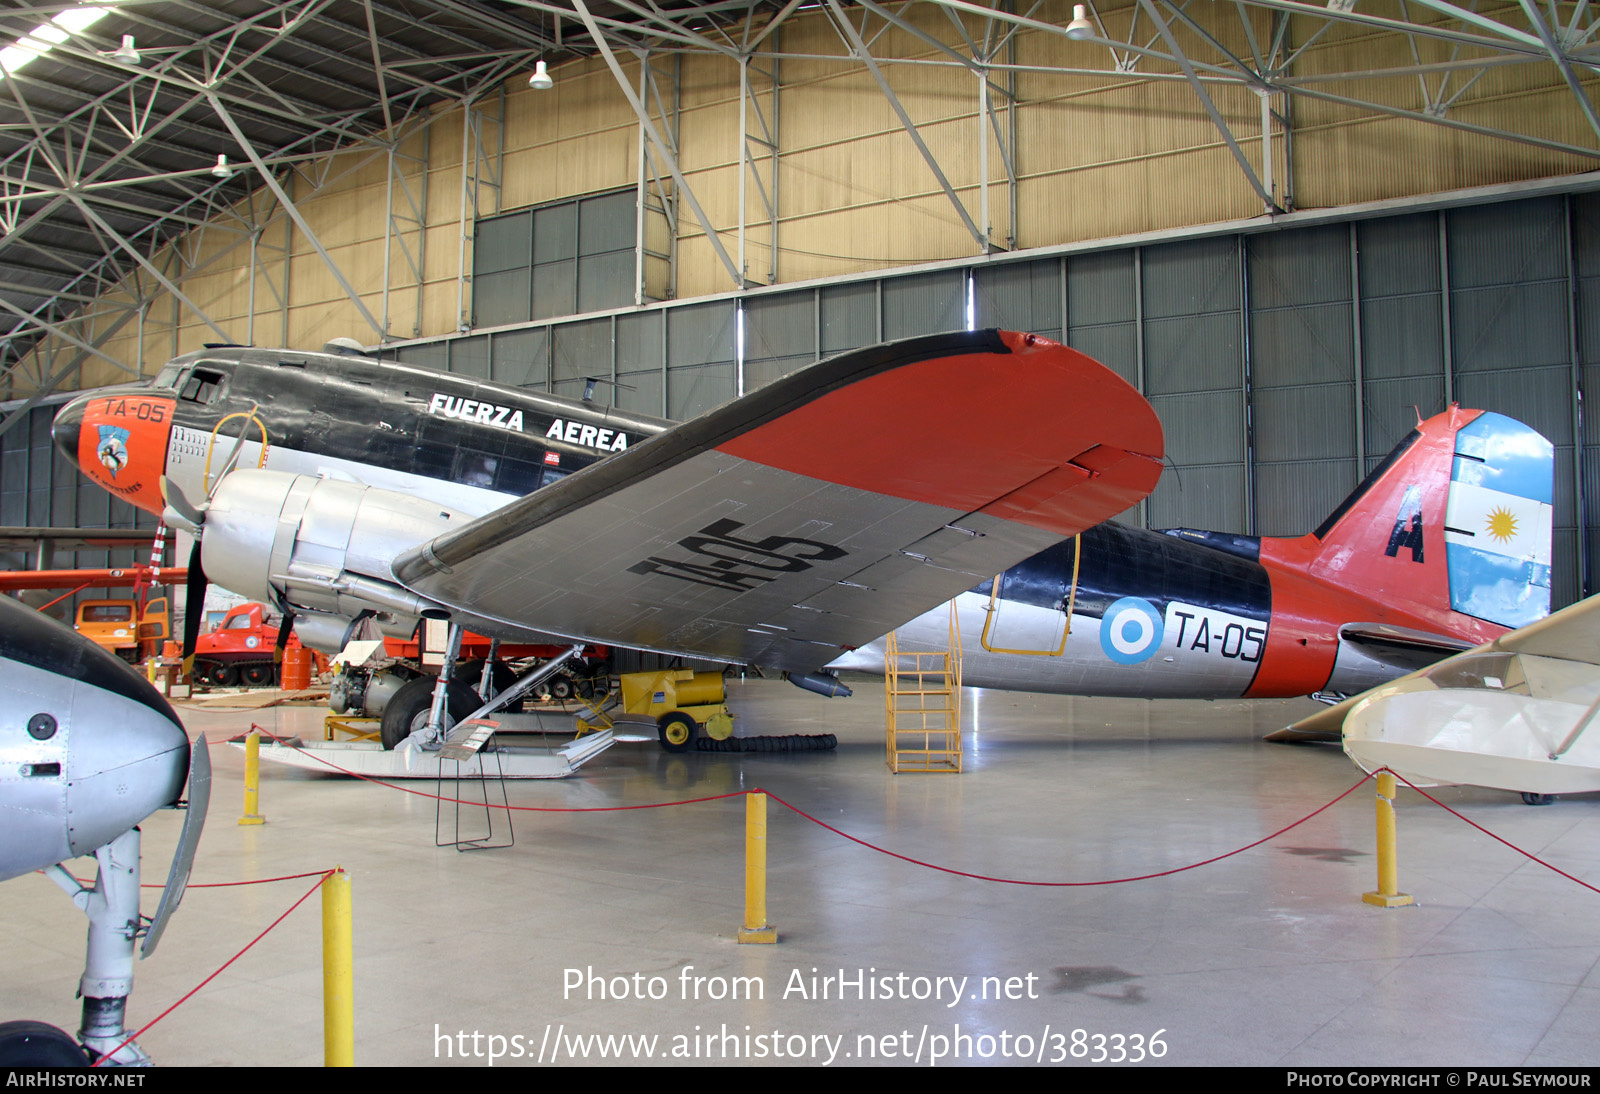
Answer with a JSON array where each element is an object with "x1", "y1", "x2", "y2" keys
[
  {"x1": 52, "y1": 395, "x2": 86, "y2": 469},
  {"x1": 49, "y1": 387, "x2": 176, "y2": 517},
  {"x1": 64, "y1": 690, "x2": 188, "y2": 859},
  {"x1": 1, "y1": 597, "x2": 190, "y2": 879}
]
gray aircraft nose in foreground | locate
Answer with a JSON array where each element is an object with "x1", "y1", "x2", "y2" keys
[{"x1": 0, "y1": 594, "x2": 188, "y2": 880}]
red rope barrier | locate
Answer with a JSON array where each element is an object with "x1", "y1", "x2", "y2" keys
[
  {"x1": 231, "y1": 729, "x2": 1599, "y2": 894},
  {"x1": 91, "y1": 870, "x2": 335, "y2": 1066},
  {"x1": 236, "y1": 725, "x2": 1371, "y2": 885},
  {"x1": 66, "y1": 868, "x2": 355, "y2": 891},
  {"x1": 1381, "y1": 767, "x2": 1600, "y2": 896},
  {"x1": 761, "y1": 778, "x2": 1372, "y2": 886},
  {"x1": 188, "y1": 870, "x2": 342, "y2": 888}
]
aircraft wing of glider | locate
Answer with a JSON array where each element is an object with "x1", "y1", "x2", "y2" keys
[
  {"x1": 1274, "y1": 595, "x2": 1600, "y2": 796},
  {"x1": 391, "y1": 329, "x2": 1165, "y2": 674}
]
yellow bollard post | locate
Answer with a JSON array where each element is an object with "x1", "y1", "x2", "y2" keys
[
  {"x1": 738, "y1": 792, "x2": 777, "y2": 944},
  {"x1": 1363, "y1": 771, "x2": 1414, "y2": 908},
  {"x1": 238, "y1": 728, "x2": 265, "y2": 826},
  {"x1": 322, "y1": 868, "x2": 354, "y2": 1066}
]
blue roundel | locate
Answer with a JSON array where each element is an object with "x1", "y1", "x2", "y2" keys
[{"x1": 1099, "y1": 597, "x2": 1164, "y2": 664}]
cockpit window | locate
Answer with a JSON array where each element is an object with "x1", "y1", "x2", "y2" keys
[
  {"x1": 152, "y1": 364, "x2": 183, "y2": 389},
  {"x1": 179, "y1": 367, "x2": 226, "y2": 404}
]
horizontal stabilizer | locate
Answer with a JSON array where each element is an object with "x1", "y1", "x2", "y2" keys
[{"x1": 1338, "y1": 622, "x2": 1475, "y2": 674}]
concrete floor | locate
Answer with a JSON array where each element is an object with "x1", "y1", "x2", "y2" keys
[{"x1": 8, "y1": 677, "x2": 1600, "y2": 1068}]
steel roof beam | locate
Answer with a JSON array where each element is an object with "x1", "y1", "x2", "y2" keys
[
  {"x1": 827, "y1": 0, "x2": 989, "y2": 251},
  {"x1": 570, "y1": 0, "x2": 745, "y2": 287},
  {"x1": 207, "y1": 93, "x2": 384, "y2": 337}
]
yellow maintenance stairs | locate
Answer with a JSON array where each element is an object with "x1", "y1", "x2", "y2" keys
[{"x1": 883, "y1": 604, "x2": 963, "y2": 773}]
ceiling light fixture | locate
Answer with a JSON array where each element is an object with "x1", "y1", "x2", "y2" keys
[
  {"x1": 211, "y1": 154, "x2": 233, "y2": 179},
  {"x1": 1066, "y1": 4, "x2": 1095, "y2": 39},
  {"x1": 109, "y1": 33, "x2": 139, "y2": 65},
  {"x1": 529, "y1": 59, "x2": 553, "y2": 90}
]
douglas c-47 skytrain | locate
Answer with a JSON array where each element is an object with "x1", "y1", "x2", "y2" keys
[{"x1": 49, "y1": 331, "x2": 1554, "y2": 750}]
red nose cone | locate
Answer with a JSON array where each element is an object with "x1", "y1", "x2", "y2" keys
[{"x1": 56, "y1": 392, "x2": 176, "y2": 516}]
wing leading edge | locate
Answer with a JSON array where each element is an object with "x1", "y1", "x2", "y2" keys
[{"x1": 392, "y1": 330, "x2": 1164, "y2": 672}]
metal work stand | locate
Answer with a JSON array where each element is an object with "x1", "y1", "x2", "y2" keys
[{"x1": 433, "y1": 720, "x2": 514, "y2": 852}]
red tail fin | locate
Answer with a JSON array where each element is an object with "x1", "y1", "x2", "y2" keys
[{"x1": 1261, "y1": 405, "x2": 1553, "y2": 635}]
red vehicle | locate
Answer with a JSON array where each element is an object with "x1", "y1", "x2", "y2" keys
[{"x1": 193, "y1": 602, "x2": 325, "y2": 687}]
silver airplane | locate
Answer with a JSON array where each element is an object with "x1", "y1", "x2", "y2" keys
[{"x1": 0, "y1": 593, "x2": 209, "y2": 1067}]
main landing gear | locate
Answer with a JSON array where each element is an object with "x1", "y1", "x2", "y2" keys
[{"x1": 392, "y1": 625, "x2": 588, "y2": 752}]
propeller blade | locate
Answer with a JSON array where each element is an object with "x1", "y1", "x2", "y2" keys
[
  {"x1": 274, "y1": 609, "x2": 295, "y2": 665},
  {"x1": 181, "y1": 539, "x2": 207, "y2": 678}
]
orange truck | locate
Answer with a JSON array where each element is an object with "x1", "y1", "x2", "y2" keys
[{"x1": 73, "y1": 596, "x2": 169, "y2": 663}]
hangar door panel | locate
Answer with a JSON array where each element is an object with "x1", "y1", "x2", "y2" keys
[
  {"x1": 1141, "y1": 237, "x2": 1245, "y2": 533},
  {"x1": 1248, "y1": 225, "x2": 1357, "y2": 537}
]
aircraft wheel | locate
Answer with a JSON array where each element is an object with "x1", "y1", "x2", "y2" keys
[
  {"x1": 0, "y1": 1021, "x2": 89, "y2": 1066},
  {"x1": 379, "y1": 675, "x2": 477, "y2": 750},
  {"x1": 243, "y1": 663, "x2": 275, "y2": 687},
  {"x1": 203, "y1": 662, "x2": 237, "y2": 688},
  {"x1": 1521, "y1": 792, "x2": 1556, "y2": 806},
  {"x1": 657, "y1": 711, "x2": 699, "y2": 753}
]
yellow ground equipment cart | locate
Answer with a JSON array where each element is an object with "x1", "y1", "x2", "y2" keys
[{"x1": 583, "y1": 668, "x2": 734, "y2": 752}]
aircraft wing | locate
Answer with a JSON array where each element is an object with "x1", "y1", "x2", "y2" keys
[
  {"x1": 393, "y1": 329, "x2": 1164, "y2": 673},
  {"x1": 1494, "y1": 594, "x2": 1600, "y2": 664}
]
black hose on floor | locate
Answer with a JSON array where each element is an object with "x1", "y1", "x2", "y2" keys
[{"x1": 696, "y1": 734, "x2": 837, "y2": 752}]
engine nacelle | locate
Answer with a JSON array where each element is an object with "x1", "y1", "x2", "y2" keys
[{"x1": 202, "y1": 470, "x2": 469, "y2": 631}]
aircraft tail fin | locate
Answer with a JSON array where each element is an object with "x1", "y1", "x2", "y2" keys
[{"x1": 1276, "y1": 407, "x2": 1554, "y2": 630}]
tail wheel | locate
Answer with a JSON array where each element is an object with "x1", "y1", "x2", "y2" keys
[
  {"x1": 460, "y1": 659, "x2": 523, "y2": 713},
  {"x1": 379, "y1": 675, "x2": 478, "y2": 750},
  {"x1": 657, "y1": 711, "x2": 699, "y2": 753}
]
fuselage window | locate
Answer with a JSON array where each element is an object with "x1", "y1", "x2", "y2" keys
[{"x1": 452, "y1": 449, "x2": 499, "y2": 489}]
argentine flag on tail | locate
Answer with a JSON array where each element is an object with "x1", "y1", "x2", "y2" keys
[{"x1": 1444, "y1": 412, "x2": 1553, "y2": 629}]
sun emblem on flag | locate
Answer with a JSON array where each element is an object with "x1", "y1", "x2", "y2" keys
[{"x1": 1485, "y1": 506, "x2": 1519, "y2": 544}]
